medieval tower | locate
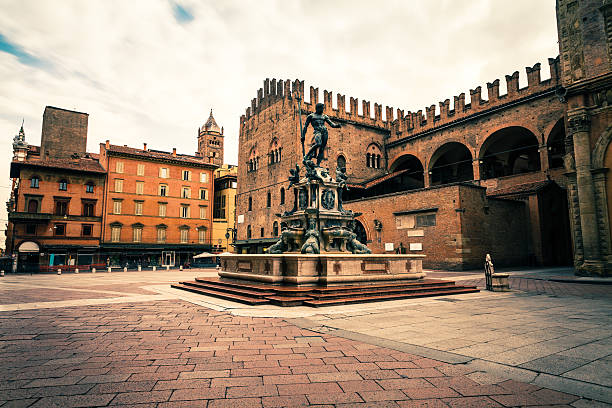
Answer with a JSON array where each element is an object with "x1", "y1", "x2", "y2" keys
[{"x1": 198, "y1": 110, "x2": 224, "y2": 166}]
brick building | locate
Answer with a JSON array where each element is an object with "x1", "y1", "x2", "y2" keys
[
  {"x1": 236, "y1": 0, "x2": 611, "y2": 274},
  {"x1": 6, "y1": 107, "x2": 221, "y2": 271},
  {"x1": 211, "y1": 164, "x2": 238, "y2": 253},
  {"x1": 7, "y1": 107, "x2": 106, "y2": 272},
  {"x1": 98, "y1": 141, "x2": 217, "y2": 268}
]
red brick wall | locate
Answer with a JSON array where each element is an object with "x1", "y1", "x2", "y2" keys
[
  {"x1": 40, "y1": 107, "x2": 88, "y2": 160},
  {"x1": 344, "y1": 184, "x2": 527, "y2": 270}
]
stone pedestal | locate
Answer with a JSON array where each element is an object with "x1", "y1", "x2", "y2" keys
[
  {"x1": 218, "y1": 253, "x2": 425, "y2": 286},
  {"x1": 490, "y1": 273, "x2": 510, "y2": 291}
]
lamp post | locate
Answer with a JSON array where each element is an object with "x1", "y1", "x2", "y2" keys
[{"x1": 226, "y1": 227, "x2": 236, "y2": 253}]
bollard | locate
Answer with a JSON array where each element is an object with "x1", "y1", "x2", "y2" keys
[
  {"x1": 123, "y1": 267, "x2": 127, "y2": 272},
  {"x1": 179, "y1": 265, "x2": 183, "y2": 271},
  {"x1": 57, "y1": 269, "x2": 62, "y2": 275},
  {"x1": 152, "y1": 266, "x2": 157, "y2": 271},
  {"x1": 1, "y1": 270, "x2": 4, "y2": 277},
  {"x1": 75, "y1": 268, "x2": 79, "y2": 274},
  {"x1": 138, "y1": 265, "x2": 142, "y2": 272},
  {"x1": 107, "y1": 267, "x2": 111, "y2": 273},
  {"x1": 92, "y1": 268, "x2": 96, "y2": 273},
  {"x1": 166, "y1": 265, "x2": 170, "y2": 271}
]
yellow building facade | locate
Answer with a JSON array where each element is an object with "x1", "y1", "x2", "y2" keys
[{"x1": 211, "y1": 164, "x2": 237, "y2": 252}]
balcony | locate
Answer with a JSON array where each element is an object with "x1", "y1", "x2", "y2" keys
[{"x1": 8, "y1": 212, "x2": 52, "y2": 222}]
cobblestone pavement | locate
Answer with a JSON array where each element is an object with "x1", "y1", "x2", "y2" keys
[
  {"x1": 0, "y1": 300, "x2": 590, "y2": 408},
  {"x1": 0, "y1": 269, "x2": 610, "y2": 407}
]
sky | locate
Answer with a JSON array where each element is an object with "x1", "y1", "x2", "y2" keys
[{"x1": 0, "y1": 0, "x2": 560, "y2": 248}]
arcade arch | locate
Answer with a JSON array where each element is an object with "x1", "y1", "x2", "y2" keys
[
  {"x1": 429, "y1": 142, "x2": 474, "y2": 186},
  {"x1": 479, "y1": 126, "x2": 541, "y2": 179}
]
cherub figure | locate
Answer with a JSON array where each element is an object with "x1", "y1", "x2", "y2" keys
[{"x1": 288, "y1": 164, "x2": 300, "y2": 188}]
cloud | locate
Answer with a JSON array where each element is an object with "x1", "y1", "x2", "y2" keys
[{"x1": 0, "y1": 0, "x2": 559, "y2": 247}]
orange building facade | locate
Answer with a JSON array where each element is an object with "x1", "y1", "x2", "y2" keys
[
  {"x1": 7, "y1": 108, "x2": 107, "y2": 272},
  {"x1": 6, "y1": 106, "x2": 220, "y2": 272},
  {"x1": 98, "y1": 142, "x2": 216, "y2": 267}
]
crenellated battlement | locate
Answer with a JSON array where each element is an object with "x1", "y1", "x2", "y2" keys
[
  {"x1": 239, "y1": 78, "x2": 394, "y2": 134},
  {"x1": 390, "y1": 57, "x2": 561, "y2": 139},
  {"x1": 239, "y1": 57, "x2": 561, "y2": 139}
]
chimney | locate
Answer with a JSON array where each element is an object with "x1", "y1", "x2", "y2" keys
[
  {"x1": 172, "y1": 148, "x2": 177, "y2": 157},
  {"x1": 105, "y1": 140, "x2": 110, "y2": 149},
  {"x1": 143, "y1": 143, "x2": 147, "y2": 151}
]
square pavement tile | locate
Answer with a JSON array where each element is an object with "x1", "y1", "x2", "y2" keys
[
  {"x1": 562, "y1": 360, "x2": 612, "y2": 387},
  {"x1": 519, "y1": 354, "x2": 590, "y2": 375}
]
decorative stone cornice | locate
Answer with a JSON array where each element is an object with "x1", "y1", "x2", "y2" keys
[{"x1": 567, "y1": 113, "x2": 591, "y2": 135}]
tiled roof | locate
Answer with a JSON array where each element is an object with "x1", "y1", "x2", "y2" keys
[
  {"x1": 487, "y1": 180, "x2": 553, "y2": 197},
  {"x1": 13, "y1": 157, "x2": 106, "y2": 173},
  {"x1": 363, "y1": 169, "x2": 410, "y2": 189},
  {"x1": 105, "y1": 144, "x2": 216, "y2": 167},
  {"x1": 346, "y1": 169, "x2": 410, "y2": 190}
]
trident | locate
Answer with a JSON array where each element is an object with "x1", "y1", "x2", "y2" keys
[{"x1": 296, "y1": 89, "x2": 305, "y2": 157}]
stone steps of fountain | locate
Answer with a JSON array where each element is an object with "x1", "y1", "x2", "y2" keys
[
  {"x1": 308, "y1": 284, "x2": 472, "y2": 300},
  {"x1": 172, "y1": 277, "x2": 480, "y2": 307},
  {"x1": 170, "y1": 283, "x2": 271, "y2": 305},
  {"x1": 302, "y1": 287, "x2": 480, "y2": 307}
]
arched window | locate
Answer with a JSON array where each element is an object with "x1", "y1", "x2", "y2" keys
[
  {"x1": 269, "y1": 139, "x2": 281, "y2": 165},
  {"x1": 30, "y1": 176, "x2": 40, "y2": 188},
  {"x1": 246, "y1": 225, "x2": 252, "y2": 239},
  {"x1": 248, "y1": 147, "x2": 258, "y2": 172},
  {"x1": 248, "y1": 196, "x2": 252, "y2": 211},
  {"x1": 366, "y1": 144, "x2": 382, "y2": 168},
  {"x1": 85, "y1": 181, "x2": 94, "y2": 193},
  {"x1": 337, "y1": 155, "x2": 346, "y2": 170},
  {"x1": 59, "y1": 179, "x2": 68, "y2": 191},
  {"x1": 280, "y1": 188, "x2": 285, "y2": 205},
  {"x1": 267, "y1": 191, "x2": 271, "y2": 207},
  {"x1": 273, "y1": 221, "x2": 279, "y2": 237}
]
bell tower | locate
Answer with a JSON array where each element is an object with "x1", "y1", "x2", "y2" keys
[{"x1": 198, "y1": 109, "x2": 224, "y2": 166}]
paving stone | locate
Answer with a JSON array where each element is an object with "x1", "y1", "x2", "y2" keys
[
  {"x1": 338, "y1": 380, "x2": 383, "y2": 392},
  {"x1": 442, "y1": 396, "x2": 503, "y2": 408},
  {"x1": 397, "y1": 399, "x2": 449, "y2": 407},
  {"x1": 210, "y1": 376, "x2": 262, "y2": 387},
  {"x1": 29, "y1": 393, "x2": 116, "y2": 408},
  {"x1": 306, "y1": 392, "x2": 363, "y2": 404},
  {"x1": 261, "y1": 395, "x2": 309, "y2": 407},
  {"x1": 169, "y1": 387, "x2": 226, "y2": 401},
  {"x1": 153, "y1": 379, "x2": 212, "y2": 390},
  {"x1": 277, "y1": 382, "x2": 343, "y2": 395},
  {"x1": 225, "y1": 385, "x2": 278, "y2": 398},
  {"x1": 402, "y1": 386, "x2": 460, "y2": 399},
  {"x1": 377, "y1": 378, "x2": 433, "y2": 390},
  {"x1": 562, "y1": 360, "x2": 612, "y2": 387},
  {"x1": 88, "y1": 380, "x2": 156, "y2": 394},
  {"x1": 208, "y1": 397, "x2": 262, "y2": 408},
  {"x1": 308, "y1": 371, "x2": 362, "y2": 382},
  {"x1": 358, "y1": 369, "x2": 402, "y2": 379},
  {"x1": 357, "y1": 389, "x2": 407, "y2": 402}
]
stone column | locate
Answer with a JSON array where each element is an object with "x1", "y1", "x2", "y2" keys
[
  {"x1": 569, "y1": 111, "x2": 604, "y2": 275},
  {"x1": 472, "y1": 159, "x2": 481, "y2": 183},
  {"x1": 539, "y1": 145, "x2": 549, "y2": 171}
]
